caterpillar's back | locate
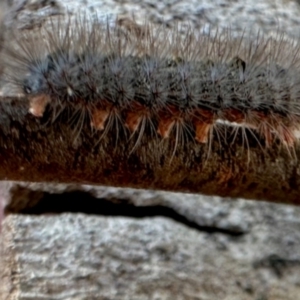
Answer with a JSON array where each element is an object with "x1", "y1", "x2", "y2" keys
[{"x1": 2, "y1": 12, "x2": 300, "y2": 156}]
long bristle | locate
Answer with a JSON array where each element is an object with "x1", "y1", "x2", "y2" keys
[{"x1": 1, "y1": 12, "x2": 300, "y2": 156}]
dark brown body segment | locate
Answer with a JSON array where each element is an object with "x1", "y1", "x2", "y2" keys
[{"x1": 0, "y1": 96, "x2": 299, "y2": 205}]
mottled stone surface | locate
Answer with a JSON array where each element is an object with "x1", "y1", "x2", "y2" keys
[
  {"x1": 1, "y1": 213, "x2": 300, "y2": 300},
  {"x1": 7, "y1": 0, "x2": 300, "y2": 36},
  {"x1": 2, "y1": 184, "x2": 300, "y2": 299}
]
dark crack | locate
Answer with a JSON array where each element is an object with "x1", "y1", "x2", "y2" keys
[{"x1": 5, "y1": 189, "x2": 245, "y2": 236}]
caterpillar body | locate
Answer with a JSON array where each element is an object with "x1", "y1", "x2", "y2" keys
[
  {"x1": 1, "y1": 8, "x2": 300, "y2": 231},
  {"x1": 1, "y1": 12, "x2": 300, "y2": 158}
]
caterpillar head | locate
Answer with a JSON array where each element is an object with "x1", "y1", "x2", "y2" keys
[{"x1": 23, "y1": 58, "x2": 53, "y2": 95}]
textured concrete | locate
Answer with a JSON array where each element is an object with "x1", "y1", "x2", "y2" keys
[
  {"x1": 2, "y1": 213, "x2": 300, "y2": 300},
  {"x1": 2, "y1": 184, "x2": 300, "y2": 299}
]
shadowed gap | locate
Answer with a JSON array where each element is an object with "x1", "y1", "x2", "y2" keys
[{"x1": 6, "y1": 190, "x2": 246, "y2": 236}]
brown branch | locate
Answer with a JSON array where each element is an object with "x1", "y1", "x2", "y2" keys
[{"x1": 0, "y1": 96, "x2": 298, "y2": 205}]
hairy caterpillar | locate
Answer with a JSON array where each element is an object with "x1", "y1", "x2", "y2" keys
[
  {"x1": 1, "y1": 8, "x2": 300, "y2": 230},
  {"x1": 1, "y1": 11, "x2": 300, "y2": 161}
]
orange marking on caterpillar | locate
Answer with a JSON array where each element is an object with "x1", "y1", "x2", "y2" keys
[
  {"x1": 125, "y1": 101, "x2": 149, "y2": 133},
  {"x1": 28, "y1": 94, "x2": 51, "y2": 117},
  {"x1": 91, "y1": 101, "x2": 113, "y2": 130},
  {"x1": 222, "y1": 108, "x2": 245, "y2": 123},
  {"x1": 194, "y1": 121, "x2": 212, "y2": 144},
  {"x1": 157, "y1": 105, "x2": 183, "y2": 138},
  {"x1": 193, "y1": 108, "x2": 215, "y2": 143}
]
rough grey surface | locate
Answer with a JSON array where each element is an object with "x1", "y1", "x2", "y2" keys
[
  {"x1": 2, "y1": 213, "x2": 300, "y2": 300},
  {"x1": 7, "y1": 0, "x2": 300, "y2": 36},
  {"x1": 2, "y1": 184, "x2": 300, "y2": 299},
  {"x1": 6, "y1": 183, "x2": 300, "y2": 235}
]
